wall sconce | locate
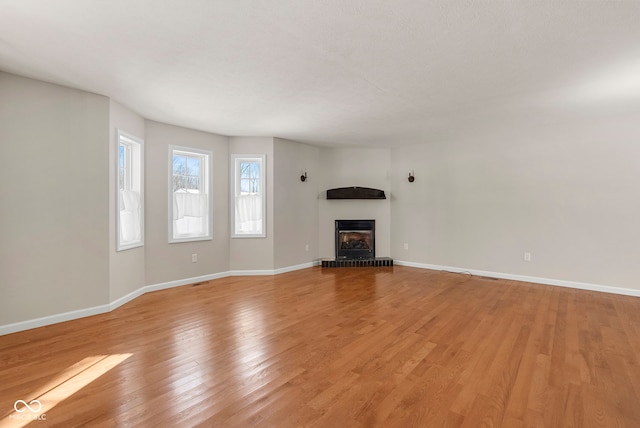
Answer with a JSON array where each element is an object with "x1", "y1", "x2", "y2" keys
[
  {"x1": 300, "y1": 171, "x2": 308, "y2": 182},
  {"x1": 408, "y1": 171, "x2": 415, "y2": 183}
]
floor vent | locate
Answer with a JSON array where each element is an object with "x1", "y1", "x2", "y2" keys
[{"x1": 192, "y1": 281, "x2": 210, "y2": 286}]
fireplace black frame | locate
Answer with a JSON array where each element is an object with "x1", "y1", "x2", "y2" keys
[{"x1": 335, "y1": 219, "x2": 375, "y2": 260}]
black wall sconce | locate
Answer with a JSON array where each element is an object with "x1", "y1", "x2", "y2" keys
[
  {"x1": 300, "y1": 171, "x2": 308, "y2": 182},
  {"x1": 408, "y1": 171, "x2": 415, "y2": 183}
]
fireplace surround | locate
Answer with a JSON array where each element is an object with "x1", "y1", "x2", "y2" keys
[{"x1": 323, "y1": 219, "x2": 392, "y2": 268}]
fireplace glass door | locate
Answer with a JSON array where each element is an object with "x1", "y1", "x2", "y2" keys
[{"x1": 335, "y1": 220, "x2": 375, "y2": 259}]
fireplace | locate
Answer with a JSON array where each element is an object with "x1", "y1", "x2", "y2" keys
[{"x1": 335, "y1": 220, "x2": 375, "y2": 260}]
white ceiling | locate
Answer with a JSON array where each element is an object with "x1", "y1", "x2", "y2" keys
[{"x1": 1, "y1": 1, "x2": 639, "y2": 147}]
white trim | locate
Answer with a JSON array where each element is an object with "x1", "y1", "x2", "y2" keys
[
  {"x1": 229, "y1": 261, "x2": 319, "y2": 277},
  {"x1": 0, "y1": 304, "x2": 110, "y2": 336},
  {"x1": 108, "y1": 288, "x2": 146, "y2": 311},
  {"x1": 144, "y1": 272, "x2": 231, "y2": 293},
  {"x1": 228, "y1": 269, "x2": 275, "y2": 276},
  {"x1": 0, "y1": 261, "x2": 319, "y2": 336},
  {"x1": 394, "y1": 260, "x2": 640, "y2": 298},
  {"x1": 274, "y1": 261, "x2": 319, "y2": 275}
]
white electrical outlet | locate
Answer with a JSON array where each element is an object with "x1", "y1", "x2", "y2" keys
[
  {"x1": 524, "y1": 252, "x2": 531, "y2": 262},
  {"x1": 404, "y1": 243, "x2": 409, "y2": 250},
  {"x1": 305, "y1": 244, "x2": 310, "y2": 252},
  {"x1": 191, "y1": 254, "x2": 198, "y2": 263}
]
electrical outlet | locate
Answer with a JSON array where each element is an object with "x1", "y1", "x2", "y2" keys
[
  {"x1": 524, "y1": 252, "x2": 531, "y2": 262},
  {"x1": 191, "y1": 254, "x2": 198, "y2": 263},
  {"x1": 305, "y1": 244, "x2": 310, "y2": 252},
  {"x1": 404, "y1": 243, "x2": 409, "y2": 250}
]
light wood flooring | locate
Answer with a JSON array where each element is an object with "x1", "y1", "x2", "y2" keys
[{"x1": 1, "y1": 266, "x2": 640, "y2": 427}]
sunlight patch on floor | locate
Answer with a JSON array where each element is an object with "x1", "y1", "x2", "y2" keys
[{"x1": 0, "y1": 353, "x2": 132, "y2": 428}]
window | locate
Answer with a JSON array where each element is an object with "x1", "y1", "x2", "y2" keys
[
  {"x1": 169, "y1": 146, "x2": 212, "y2": 242},
  {"x1": 116, "y1": 130, "x2": 143, "y2": 251},
  {"x1": 231, "y1": 154, "x2": 266, "y2": 237}
]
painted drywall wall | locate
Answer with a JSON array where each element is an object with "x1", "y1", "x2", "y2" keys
[
  {"x1": 0, "y1": 72, "x2": 110, "y2": 325},
  {"x1": 228, "y1": 137, "x2": 275, "y2": 271},
  {"x1": 144, "y1": 121, "x2": 229, "y2": 285},
  {"x1": 108, "y1": 100, "x2": 146, "y2": 302},
  {"x1": 390, "y1": 115, "x2": 640, "y2": 291},
  {"x1": 318, "y1": 148, "x2": 391, "y2": 259},
  {"x1": 273, "y1": 138, "x2": 320, "y2": 268}
]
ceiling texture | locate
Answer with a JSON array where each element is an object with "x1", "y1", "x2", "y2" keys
[{"x1": 1, "y1": 0, "x2": 639, "y2": 147}]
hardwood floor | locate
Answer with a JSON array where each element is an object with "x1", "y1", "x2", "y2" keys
[{"x1": 1, "y1": 266, "x2": 640, "y2": 427}]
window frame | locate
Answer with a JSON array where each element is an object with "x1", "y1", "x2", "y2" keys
[
  {"x1": 116, "y1": 129, "x2": 144, "y2": 251},
  {"x1": 231, "y1": 154, "x2": 266, "y2": 238},
  {"x1": 168, "y1": 145, "x2": 213, "y2": 243}
]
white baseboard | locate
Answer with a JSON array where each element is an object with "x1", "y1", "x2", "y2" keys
[
  {"x1": 107, "y1": 272, "x2": 234, "y2": 313},
  {"x1": 227, "y1": 269, "x2": 275, "y2": 276},
  {"x1": 229, "y1": 260, "x2": 319, "y2": 277},
  {"x1": 275, "y1": 260, "x2": 319, "y2": 274},
  {"x1": 109, "y1": 288, "x2": 146, "y2": 312},
  {"x1": 394, "y1": 260, "x2": 640, "y2": 298},
  {"x1": 1, "y1": 261, "x2": 320, "y2": 336},
  {"x1": 143, "y1": 271, "x2": 232, "y2": 294},
  {"x1": 0, "y1": 304, "x2": 111, "y2": 336}
]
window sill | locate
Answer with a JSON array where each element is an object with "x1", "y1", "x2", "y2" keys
[{"x1": 169, "y1": 236, "x2": 213, "y2": 244}]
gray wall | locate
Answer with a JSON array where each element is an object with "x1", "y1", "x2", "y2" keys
[
  {"x1": 318, "y1": 148, "x2": 391, "y2": 258},
  {"x1": 0, "y1": 72, "x2": 110, "y2": 324},
  {"x1": 144, "y1": 121, "x2": 229, "y2": 285},
  {"x1": 2, "y1": 70, "x2": 639, "y2": 330},
  {"x1": 108, "y1": 100, "x2": 145, "y2": 302},
  {"x1": 273, "y1": 138, "x2": 320, "y2": 268},
  {"x1": 390, "y1": 116, "x2": 640, "y2": 290}
]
